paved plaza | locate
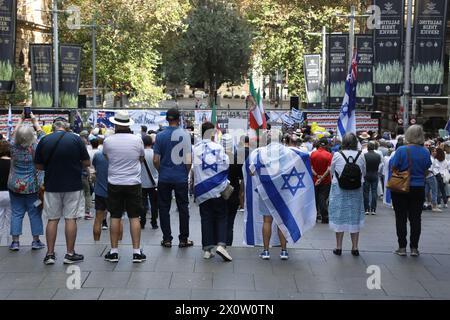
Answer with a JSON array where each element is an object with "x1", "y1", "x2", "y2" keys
[{"x1": 1, "y1": 198, "x2": 450, "y2": 300}]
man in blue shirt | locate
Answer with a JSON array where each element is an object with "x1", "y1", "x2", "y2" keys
[{"x1": 153, "y1": 108, "x2": 193, "y2": 248}]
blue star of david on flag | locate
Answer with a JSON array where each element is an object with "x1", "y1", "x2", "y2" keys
[
  {"x1": 201, "y1": 144, "x2": 218, "y2": 172},
  {"x1": 281, "y1": 167, "x2": 305, "y2": 196}
]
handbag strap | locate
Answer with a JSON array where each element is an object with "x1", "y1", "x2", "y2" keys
[
  {"x1": 143, "y1": 156, "x2": 156, "y2": 186},
  {"x1": 44, "y1": 131, "x2": 66, "y2": 167}
]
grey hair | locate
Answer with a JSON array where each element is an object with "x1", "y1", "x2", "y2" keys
[
  {"x1": 341, "y1": 133, "x2": 358, "y2": 150},
  {"x1": 52, "y1": 121, "x2": 66, "y2": 132},
  {"x1": 15, "y1": 126, "x2": 36, "y2": 148},
  {"x1": 404, "y1": 125, "x2": 425, "y2": 145}
]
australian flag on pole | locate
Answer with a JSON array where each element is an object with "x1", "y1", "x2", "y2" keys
[{"x1": 337, "y1": 51, "x2": 358, "y2": 140}]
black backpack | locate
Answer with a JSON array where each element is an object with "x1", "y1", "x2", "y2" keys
[{"x1": 335, "y1": 151, "x2": 362, "y2": 190}]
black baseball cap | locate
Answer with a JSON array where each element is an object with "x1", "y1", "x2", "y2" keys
[
  {"x1": 319, "y1": 137, "x2": 329, "y2": 147},
  {"x1": 166, "y1": 108, "x2": 180, "y2": 121}
]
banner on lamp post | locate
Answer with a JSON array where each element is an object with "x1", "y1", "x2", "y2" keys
[
  {"x1": 0, "y1": 0, "x2": 17, "y2": 93},
  {"x1": 373, "y1": 0, "x2": 404, "y2": 96},
  {"x1": 356, "y1": 35, "x2": 374, "y2": 106},
  {"x1": 30, "y1": 44, "x2": 54, "y2": 108},
  {"x1": 327, "y1": 34, "x2": 348, "y2": 106},
  {"x1": 304, "y1": 54, "x2": 321, "y2": 108},
  {"x1": 60, "y1": 45, "x2": 82, "y2": 108},
  {"x1": 412, "y1": 0, "x2": 448, "y2": 96}
]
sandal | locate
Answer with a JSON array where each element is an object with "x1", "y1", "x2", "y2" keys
[
  {"x1": 178, "y1": 240, "x2": 194, "y2": 248},
  {"x1": 160, "y1": 240, "x2": 172, "y2": 248}
]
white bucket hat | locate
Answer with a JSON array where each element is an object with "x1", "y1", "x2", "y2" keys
[{"x1": 109, "y1": 110, "x2": 134, "y2": 126}]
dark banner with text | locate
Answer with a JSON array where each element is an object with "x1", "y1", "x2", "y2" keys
[
  {"x1": 327, "y1": 34, "x2": 348, "y2": 106},
  {"x1": 30, "y1": 44, "x2": 53, "y2": 108},
  {"x1": 304, "y1": 54, "x2": 321, "y2": 108},
  {"x1": 373, "y1": 0, "x2": 404, "y2": 95},
  {"x1": 60, "y1": 45, "x2": 81, "y2": 108},
  {"x1": 356, "y1": 35, "x2": 374, "y2": 105},
  {"x1": 412, "y1": 0, "x2": 448, "y2": 96},
  {"x1": 0, "y1": 0, "x2": 16, "y2": 93}
]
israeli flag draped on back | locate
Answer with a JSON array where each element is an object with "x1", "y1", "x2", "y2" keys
[
  {"x1": 193, "y1": 139, "x2": 229, "y2": 205},
  {"x1": 243, "y1": 143, "x2": 317, "y2": 245},
  {"x1": 337, "y1": 51, "x2": 358, "y2": 140}
]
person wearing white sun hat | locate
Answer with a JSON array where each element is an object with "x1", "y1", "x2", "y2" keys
[{"x1": 102, "y1": 110, "x2": 147, "y2": 263}]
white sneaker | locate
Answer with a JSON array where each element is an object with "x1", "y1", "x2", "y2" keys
[
  {"x1": 445, "y1": 204, "x2": 448, "y2": 208},
  {"x1": 203, "y1": 251, "x2": 215, "y2": 259},
  {"x1": 365, "y1": 212, "x2": 370, "y2": 215},
  {"x1": 432, "y1": 207, "x2": 442, "y2": 212},
  {"x1": 216, "y1": 245, "x2": 232, "y2": 262}
]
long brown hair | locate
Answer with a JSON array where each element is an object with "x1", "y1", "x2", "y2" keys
[{"x1": 436, "y1": 148, "x2": 446, "y2": 162}]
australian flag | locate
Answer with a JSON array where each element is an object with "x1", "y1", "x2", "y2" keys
[{"x1": 337, "y1": 51, "x2": 357, "y2": 140}]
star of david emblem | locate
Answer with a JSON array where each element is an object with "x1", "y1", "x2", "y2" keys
[
  {"x1": 281, "y1": 167, "x2": 306, "y2": 196},
  {"x1": 201, "y1": 144, "x2": 218, "y2": 172}
]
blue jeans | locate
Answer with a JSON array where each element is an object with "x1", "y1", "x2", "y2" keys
[
  {"x1": 9, "y1": 191, "x2": 43, "y2": 237},
  {"x1": 199, "y1": 197, "x2": 228, "y2": 251},
  {"x1": 363, "y1": 178, "x2": 378, "y2": 212},
  {"x1": 425, "y1": 176, "x2": 438, "y2": 205},
  {"x1": 157, "y1": 182, "x2": 190, "y2": 242}
]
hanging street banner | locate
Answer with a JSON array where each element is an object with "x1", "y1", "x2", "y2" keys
[
  {"x1": 60, "y1": 45, "x2": 82, "y2": 108},
  {"x1": 303, "y1": 54, "x2": 321, "y2": 108},
  {"x1": 356, "y1": 35, "x2": 374, "y2": 106},
  {"x1": 327, "y1": 34, "x2": 348, "y2": 106},
  {"x1": 412, "y1": 0, "x2": 448, "y2": 96},
  {"x1": 373, "y1": 0, "x2": 404, "y2": 95},
  {"x1": 30, "y1": 44, "x2": 54, "y2": 108},
  {"x1": 0, "y1": 0, "x2": 17, "y2": 93}
]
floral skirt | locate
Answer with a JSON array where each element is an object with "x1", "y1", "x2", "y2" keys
[{"x1": 328, "y1": 183, "x2": 365, "y2": 233}]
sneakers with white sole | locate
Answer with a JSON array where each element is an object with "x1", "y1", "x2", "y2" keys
[
  {"x1": 259, "y1": 250, "x2": 270, "y2": 260},
  {"x1": 203, "y1": 250, "x2": 215, "y2": 259},
  {"x1": 216, "y1": 245, "x2": 232, "y2": 262}
]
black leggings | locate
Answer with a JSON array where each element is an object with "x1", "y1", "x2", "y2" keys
[{"x1": 435, "y1": 174, "x2": 448, "y2": 205}]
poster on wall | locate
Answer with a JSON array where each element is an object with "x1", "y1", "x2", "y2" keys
[
  {"x1": 412, "y1": 0, "x2": 448, "y2": 96},
  {"x1": 30, "y1": 44, "x2": 54, "y2": 108},
  {"x1": 195, "y1": 110, "x2": 212, "y2": 124},
  {"x1": 304, "y1": 54, "x2": 321, "y2": 108},
  {"x1": 59, "y1": 45, "x2": 82, "y2": 108},
  {"x1": 373, "y1": 0, "x2": 404, "y2": 95},
  {"x1": 0, "y1": 0, "x2": 17, "y2": 93},
  {"x1": 327, "y1": 34, "x2": 348, "y2": 106},
  {"x1": 356, "y1": 35, "x2": 374, "y2": 105}
]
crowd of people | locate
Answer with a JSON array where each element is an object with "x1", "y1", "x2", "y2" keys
[{"x1": 0, "y1": 108, "x2": 448, "y2": 264}]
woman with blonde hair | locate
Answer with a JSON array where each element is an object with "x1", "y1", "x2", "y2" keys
[{"x1": 7, "y1": 112, "x2": 46, "y2": 251}]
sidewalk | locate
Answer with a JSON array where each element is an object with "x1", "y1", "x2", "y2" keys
[{"x1": 1, "y1": 199, "x2": 450, "y2": 300}]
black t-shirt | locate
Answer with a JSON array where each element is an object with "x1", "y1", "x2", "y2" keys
[
  {"x1": 0, "y1": 158, "x2": 11, "y2": 191},
  {"x1": 35, "y1": 131, "x2": 90, "y2": 192},
  {"x1": 364, "y1": 151, "x2": 381, "y2": 181}
]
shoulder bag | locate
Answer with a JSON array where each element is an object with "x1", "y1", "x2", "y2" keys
[{"x1": 387, "y1": 147, "x2": 411, "y2": 194}]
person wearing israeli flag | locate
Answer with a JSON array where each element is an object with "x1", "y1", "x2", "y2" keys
[
  {"x1": 193, "y1": 122, "x2": 232, "y2": 262},
  {"x1": 244, "y1": 131, "x2": 317, "y2": 260}
]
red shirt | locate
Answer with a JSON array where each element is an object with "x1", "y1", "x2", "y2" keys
[{"x1": 310, "y1": 148, "x2": 332, "y2": 185}]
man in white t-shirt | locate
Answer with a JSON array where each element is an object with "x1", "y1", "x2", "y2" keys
[{"x1": 102, "y1": 110, "x2": 146, "y2": 263}]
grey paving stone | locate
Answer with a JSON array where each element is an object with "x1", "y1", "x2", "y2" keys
[
  {"x1": 235, "y1": 290, "x2": 279, "y2": 300},
  {"x1": 322, "y1": 293, "x2": 394, "y2": 300},
  {"x1": 112, "y1": 259, "x2": 157, "y2": 272},
  {"x1": 0, "y1": 272, "x2": 46, "y2": 289},
  {"x1": 83, "y1": 271, "x2": 131, "y2": 288},
  {"x1": 233, "y1": 259, "x2": 273, "y2": 274},
  {"x1": 384, "y1": 265, "x2": 438, "y2": 281},
  {"x1": 418, "y1": 280, "x2": 450, "y2": 298},
  {"x1": 194, "y1": 258, "x2": 235, "y2": 273},
  {"x1": 127, "y1": 272, "x2": 172, "y2": 289},
  {"x1": 145, "y1": 288, "x2": 192, "y2": 300},
  {"x1": 39, "y1": 271, "x2": 90, "y2": 288},
  {"x1": 295, "y1": 275, "x2": 379, "y2": 295},
  {"x1": 191, "y1": 289, "x2": 235, "y2": 300},
  {"x1": 381, "y1": 279, "x2": 431, "y2": 297},
  {"x1": 432, "y1": 254, "x2": 450, "y2": 266},
  {"x1": 7, "y1": 288, "x2": 57, "y2": 300},
  {"x1": 155, "y1": 257, "x2": 195, "y2": 273},
  {"x1": 71, "y1": 257, "x2": 117, "y2": 272},
  {"x1": 53, "y1": 288, "x2": 103, "y2": 300},
  {"x1": 99, "y1": 288, "x2": 147, "y2": 300},
  {"x1": 253, "y1": 274, "x2": 298, "y2": 291},
  {"x1": 213, "y1": 273, "x2": 255, "y2": 290},
  {"x1": 287, "y1": 249, "x2": 327, "y2": 263},
  {"x1": 270, "y1": 259, "x2": 314, "y2": 275},
  {"x1": 170, "y1": 272, "x2": 213, "y2": 289},
  {"x1": 278, "y1": 291, "x2": 324, "y2": 300},
  {"x1": 425, "y1": 265, "x2": 450, "y2": 281},
  {"x1": 0, "y1": 289, "x2": 12, "y2": 299}
]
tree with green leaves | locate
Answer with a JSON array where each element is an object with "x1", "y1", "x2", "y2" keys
[{"x1": 165, "y1": 0, "x2": 252, "y2": 106}]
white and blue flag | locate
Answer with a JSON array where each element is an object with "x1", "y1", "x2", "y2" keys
[
  {"x1": 281, "y1": 113, "x2": 294, "y2": 127},
  {"x1": 337, "y1": 51, "x2": 358, "y2": 140},
  {"x1": 6, "y1": 105, "x2": 13, "y2": 141},
  {"x1": 243, "y1": 143, "x2": 317, "y2": 246},
  {"x1": 291, "y1": 108, "x2": 304, "y2": 124},
  {"x1": 193, "y1": 139, "x2": 229, "y2": 205}
]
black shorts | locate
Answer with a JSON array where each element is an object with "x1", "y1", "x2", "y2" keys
[
  {"x1": 107, "y1": 184, "x2": 143, "y2": 219},
  {"x1": 95, "y1": 195, "x2": 107, "y2": 211}
]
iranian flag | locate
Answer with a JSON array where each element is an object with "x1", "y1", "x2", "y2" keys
[{"x1": 248, "y1": 75, "x2": 267, "y2": 130}]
